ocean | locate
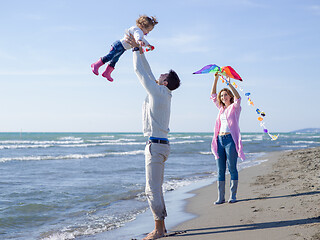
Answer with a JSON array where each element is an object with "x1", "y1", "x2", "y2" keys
[{"x1": 0, "y1": 132, "x2": 319, "y2": 239}]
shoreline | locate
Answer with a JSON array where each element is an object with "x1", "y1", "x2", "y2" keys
[
  {"x1": 165, "y1": 148, "x2": 320, "y2": 240},
  {"x1": 77, "y1": 147, "x2": 320, "y2": 240},
  {"x1": 81, "y1": 152, "x2": 272, "y2": 240}
]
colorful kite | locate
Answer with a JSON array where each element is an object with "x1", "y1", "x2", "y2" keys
[
  {"x1": 193, "y1": 64, "x2": 242, "y2": 81},
  {"x1": 193, "y1": 64, "x2": 278, "y2": 141},
  {"x1": 221, "y1": 66, "x2": 242, "y2": 81},
  {"x1": 193, "y1": 64, "x2": 221, "y2": 74}
]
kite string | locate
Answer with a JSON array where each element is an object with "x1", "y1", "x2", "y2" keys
[{"x1": 218, "y1": 75, "x2": 279, "y2": 140}]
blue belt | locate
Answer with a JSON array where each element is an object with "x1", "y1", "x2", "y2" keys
[{"x1": 148, "y1": 137, "x2": 169, "y2": 144}]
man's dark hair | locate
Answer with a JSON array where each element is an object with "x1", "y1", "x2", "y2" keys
[{"x1": 166, "y1": 70, "x2": 181, "y2": 91}]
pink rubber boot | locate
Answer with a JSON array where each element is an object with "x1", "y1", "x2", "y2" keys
[
  {"x1": 102, "y1": 65, "x2": 114, "y2": 82},
  {"x1": 91, "y1": 58, "x2": 104, "y2": 75}
]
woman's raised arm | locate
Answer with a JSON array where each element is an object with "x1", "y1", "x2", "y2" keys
[
  {"x1": 211, "y1": 72, "x2": 220, "y2": 95},
  {"x1": 226, "y1": 77, "x2": 240, "y2": 99}
]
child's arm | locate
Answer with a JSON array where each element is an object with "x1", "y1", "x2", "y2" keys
[
  {"x1": 137, "y1": 40, "x2": 145, "y2": 47},
  {"x1": 127, "y1": 32, "x2": 155, "y2": 79},
  {"x1": 133, "y1": 28, "x2": 150, "y2": 47},
  {"x1": 141, "y1": 38, "x2": 150, "y2": 47}
]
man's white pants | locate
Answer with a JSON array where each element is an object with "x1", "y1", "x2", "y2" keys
[{"x1": 145, "y1": 142, "x2": 170, "y2": 220}]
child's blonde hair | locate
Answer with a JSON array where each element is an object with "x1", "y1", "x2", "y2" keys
[{"x1": 136, "y1": 15, "x2": 158, "y2": 29}]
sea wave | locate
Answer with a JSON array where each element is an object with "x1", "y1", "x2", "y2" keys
[
  {"x1": 305, "y1": 135, "x2": 320, "y2": 139},
  {"x1": 171, "y1": 140, "x2": 205, "y2": 144},
  {"x1": 87, "y1": 138, "x2": 133, "y2": 143},
  {"x1": 0, "y1": 150, "x2": 144, "y2": 162},
  {"x1": 0, "y1": 144, "x2": 51, "y2": 150},
  {"x1": 293, "y1": 140, "x2": 318, "y2": 144},
  {"x1": 163, "y1": 178, "x2": 204, "y2": 192},
  {"x1": 60, "y1": 142, "x2": 145, "y2": 148},
  {"x1": 58, "y1": 136, "x2": 83, "y2": 141},
  {"x1": 0, "y1": 141, "x2": 145, "y2": 150},
  {"x1": 0, "y1": 140, "x2": 84, "y2": 145},
  {"x1": 40, "y1": 207, "x2": 147, "y2": 240},
  {"x1": 281, "y1": 145, "x2": 309, "y2": 148},
  {"x1": 199, "y1": 151, "x2": 212, "y2": 155},
  {"x1": 252, "y1": 135, "x2": 264, "y2": 141},
  {"x1": 0, "y1": 138, "x2": 207, "y2": 150}
]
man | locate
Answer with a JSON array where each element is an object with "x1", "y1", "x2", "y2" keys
[{"x1": 126, "y1": 34, "x2": 181, "y2": 240}]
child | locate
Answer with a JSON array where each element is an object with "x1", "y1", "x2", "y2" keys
[{"x1": 91, "y1": 15, "x2": 158, "y2": 82}]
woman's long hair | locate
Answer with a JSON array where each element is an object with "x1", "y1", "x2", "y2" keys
[{"x1": 217, "y1": 88, "x2": 234, "y2": 107}]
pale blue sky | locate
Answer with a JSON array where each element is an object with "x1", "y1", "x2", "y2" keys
[{"x1": 0, "y1": 0, "x2": 319, "y2": 133}]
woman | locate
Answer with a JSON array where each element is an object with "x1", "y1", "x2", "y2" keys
[{"x1": 211, "y1": 72, "x2": 245, "y2": 204}]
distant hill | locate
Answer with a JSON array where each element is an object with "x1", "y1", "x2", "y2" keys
[{"x1": 291, "y1": 128, "x2": 320, "y2": 133}]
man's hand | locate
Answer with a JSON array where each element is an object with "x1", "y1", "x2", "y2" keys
[
  {"x1": 137, "y1": 40, "x2": 145, "y2": 47},
  {"x1": 125, "y1": 33, "x2": 143, "y2": 54},
  {"x1": 125, "y1": 33, "x2": 140, "y2": 48}
]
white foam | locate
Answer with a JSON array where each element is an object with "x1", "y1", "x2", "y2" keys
[
  {"x1": 305, "y1": 135, "x2": 320, "y2": 139},
  {"x1": 238, "y1": 158, "x2": 268, "y2": 170},
  {"x1": 0, "y1": 144, "x2": 51, "y2": 149},
  {"x1": 281, "y1": 145, "x2": 308, "y2": 148},
  {"x1": 242, "y1": 139, "x2": 253, "y2": 142},
  {"x1": 0, "y1": 140, "x2": 145, "y2": 150},
  {"x1": 58, "y1": 136, "x2": 82, "y2": 141},
  {"x1": 199, "y1": 151, "x2": 212, "y2": 155},
  {"x1": 93, "y1": 135, "x2": 115, "y2": 139},
  {"x1": 87, "y1": 138, "x2": 134, "y2": 143},
  {"x1": 163, "y1": 178, "x2": 198, "y2": 192},
  {"x1": 87, "y1": 139, "x2": 131, "y2": 143},
  {"x1": 241, "y1": 134, "x2": 255, "y2": 138},
  {"x1": 171, "y1": 140, "x2": 205, "y2": 144},
  {"x1": 253, "y1": 135, "x2": 264, "y2": 141},
  {"x1": 0, "y1": 140, "x2": 83, "y2": 144},
  {"x1": 168, "y1": 135, "x2": 211, "y2": 140},
  {"x1": 60, "y1": 142, "x2": 145, "y2": 148},
  {"x1": 293, "y1": 140, "x2": 316, "y2": 144},
  {"x1": 40, "y1": 208, "x2": 145, "y2": 240},
  {"x1": 0, "y1": 150, "x2": 144, "y2": 162}
]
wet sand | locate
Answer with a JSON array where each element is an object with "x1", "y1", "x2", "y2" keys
[{"x1": 165, "y1": 148, "x2": 320, "y2": 240}]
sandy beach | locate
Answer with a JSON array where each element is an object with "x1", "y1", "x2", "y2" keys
[{"x1": 165, "y1": 147, "x2": 320, "y2": 240}]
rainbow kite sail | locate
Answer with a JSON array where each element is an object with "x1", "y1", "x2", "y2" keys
[
  {"x1": 221, "y1": 66, "x2": 242, "y2": 81},
  {"x1": 193, "y1": 64, "x2": 242, "y2": 81},
  {"x1": 193, "y1": 64, "x2": 221, "y2": 74}
]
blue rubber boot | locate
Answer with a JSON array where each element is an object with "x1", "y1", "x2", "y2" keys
[
  {"x1": 228, "y1": 180, "x2": 238, "y2": 203},
  {"x1": 214, "y1": 181, "x2": 225, "y2": 204}
]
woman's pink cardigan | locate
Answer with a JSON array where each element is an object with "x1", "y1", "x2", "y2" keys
[{"x1": 211, "y1": 93, "x2": 245, "y2": 160}]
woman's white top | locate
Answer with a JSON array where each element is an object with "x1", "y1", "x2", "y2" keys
[{"x1": 220, "y1": 110, "x2": 230, "y2": 133}]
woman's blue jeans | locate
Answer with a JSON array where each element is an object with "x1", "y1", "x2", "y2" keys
[
  {"x1": 216, "y1": 134, "x2": 238, "y2": 181},
  {"x1": 101, "y1": 40, "x2": 126, "y2": 68}
]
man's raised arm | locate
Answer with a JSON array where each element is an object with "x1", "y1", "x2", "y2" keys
[{"x1": 127, "y1": 33, "x2": 158, "y2": 94}]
